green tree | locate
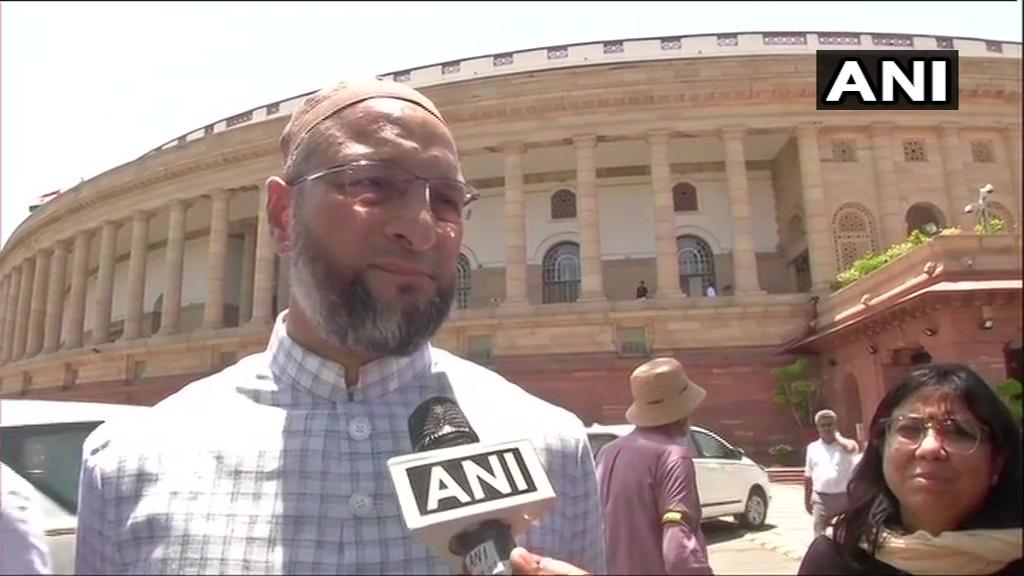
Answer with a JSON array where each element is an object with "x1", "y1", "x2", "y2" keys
[
  {"x1": 996, "y1": 378, "x2": 1022, "y2": 422},
  {"x1": 771, "y1": 358, "x2": 824, "y2": 429}
]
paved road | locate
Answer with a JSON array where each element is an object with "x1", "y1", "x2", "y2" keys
[
  {"x1": 706, "y1": 520, "x2": 799, "y2": 575},
  {"x1": 743, "y1": 483, "x2": 815, "y2": 559},
  {"x1": 706, "y1": 483, "x2": 813, "y2": 574}
]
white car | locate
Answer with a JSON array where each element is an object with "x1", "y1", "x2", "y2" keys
[
  {"x1": 0, "y1": 398, "x2": 150, "y2": 575},
  {"x1": 586, "y1": 423, "x2": 771, "y2": 529}
]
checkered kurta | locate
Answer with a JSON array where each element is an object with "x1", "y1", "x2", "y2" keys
[{"x1": 74, "y1": 312, "x2": 605, "y2": 575}]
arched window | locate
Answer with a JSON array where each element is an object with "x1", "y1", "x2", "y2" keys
[
  {"x1": 456, "y1": 254, "x2": 471, "y2": 310},
  {"x1": 906, "y1": 202, "x2": 946, "y2": 236},
  {"x1": 673, "y1": 182, "x2": 698, "y2": 212},
  {"x1": 986, "y1": 201, "x2": 1016, "y2": 231},
  {"x1": 550, "y1": 189, "x2": 577, "y2": 220},
  {"x1": 677, "y1": 235, "x2": 715, "y2": 297},
  {"x1": 542, "y1": 242, "x2": 580, "y2": 303},
  {"x1": 832, "y1": 203, "x2": 878, "y2": 272}
]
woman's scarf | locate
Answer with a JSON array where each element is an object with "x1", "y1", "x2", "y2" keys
[{"x1": 865, "y1": 526, "x2": 1022, "y2": 575}]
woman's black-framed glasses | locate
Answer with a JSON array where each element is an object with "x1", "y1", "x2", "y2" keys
[
  {"x1": 880, "y1": 415, "x2": 988, "y2": 455},
  {"x1": 287, "y1": 160, "x2": 480, "y2": 222}
]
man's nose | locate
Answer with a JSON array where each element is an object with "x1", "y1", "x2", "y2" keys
[{"x1": 384, "y1": 185, "x2": 438, "y2": 252}]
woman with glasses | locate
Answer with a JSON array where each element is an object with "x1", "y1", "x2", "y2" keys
[{"x1": 798, "y1": 363, "x2": 1022, "y2": 575}]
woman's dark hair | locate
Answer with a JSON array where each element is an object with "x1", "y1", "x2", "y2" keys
[{"x1": 832, "y1": 363, "x2": 1023, "y2": 564}]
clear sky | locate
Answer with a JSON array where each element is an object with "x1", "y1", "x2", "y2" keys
[{"x1": 2, "y1": 1, "x2": 1021, "y2": 248}]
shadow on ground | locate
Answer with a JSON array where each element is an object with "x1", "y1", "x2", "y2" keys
[{"x1": 702, "y1": 520, "x2": 777, "y2": 545}]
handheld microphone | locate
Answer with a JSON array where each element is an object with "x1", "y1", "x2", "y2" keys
[{"x1": 387, "y1": 397, "x2": 556, "y2": 575}]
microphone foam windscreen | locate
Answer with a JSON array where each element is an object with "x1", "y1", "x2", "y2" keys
[{"x1": 408, "y1": 396, "x2": 480, "y2": 452}]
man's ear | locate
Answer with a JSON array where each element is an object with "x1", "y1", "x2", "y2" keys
[{"x1": 266, "y1": 176, "x2": 294, "y2": 255}]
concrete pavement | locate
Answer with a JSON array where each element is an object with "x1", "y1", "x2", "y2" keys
[
  {"x1": 741, "y1": 483, "x2": 815, "y2": 560},
  {"x1": 706, "y1": 521, "x2": 799, "y2": 574},
  {"x1": 705, "y1": 483, "x2": 815, "y2": 573}
]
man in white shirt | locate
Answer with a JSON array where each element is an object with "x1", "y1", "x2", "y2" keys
[
  {"x1": 803, "y1": 409, "x2": 860, "y2": 538},
  {"x1": 74, "y1": 79, "x2": 603, "y2": 575},
  {"x1": 1, "y1": 463, "x2": 53, "y2": 575}
]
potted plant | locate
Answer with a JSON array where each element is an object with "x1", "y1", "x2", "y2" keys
[{"x1": 767, "y1": 443, "x2": 796, "y2": 467}]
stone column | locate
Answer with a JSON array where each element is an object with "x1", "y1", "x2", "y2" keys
[
  {"x1": 870, "y1": 124, "x2": 905, "y2": 245},
  {"x1": 203, "y1": 190, "x2": 231, "y2": 329},
  {"x1": 92, "y1": 221, "x2": 119, "y2": 344},
  {"x1": 250, "y1": 184, "x2": 276, "y2": 325},
  {"x1": 65, "y1": 230, "x2": 91, "y2": 349},
  {"x1": 501, "y1": 142, "x2": 528, "y2": 306},
  {"x1": 647, "y1": 130, "x2": 682, "y2": 299},
  {"x1": 3, "y1": 267, "x2": 22, "y2": 363},
  {"x1": 796, "y1": 125, "x2": 834, "y2": 291},
  {"x1": 0, "y1": 277, "x2": 8, "y2": 362},
  {"x1": 26, "y1": 249, "x2": 51, "y2": 357},
  {"x1": 1005, "y1": 126, "x2": 1022, "y2": 227},
  {"x1": 723, "y1": 127, "x2": 763, "y2": 294},
  {"x1": 159, "y1": 199, "x2": 188, "y2": 335},
  {"x1": 238, "y1": 223, "x2": 256, "y2": 324},
  {"x1": 124, "y1": 210, "x2": 150, "y2": 340},
  {"x1": 43, "y1": 240, "x2": 69, "y2": 354},
  {"x1": 574, "y1": 135, "x2": 605, "y2": 301},
  {"x1": 12, "y1": 257, "x2": 36, "y2": 360},
  {"x1": 0, "y1": 276, "x2": 6, "y2": 360},
  {"x1": 939, "y1": 124, "x2": 969, "y2": 227}
]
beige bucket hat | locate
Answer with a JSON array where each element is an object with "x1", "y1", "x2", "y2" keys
[{"x1": 625, "y1": 357, "x2": 707, "y2": 427}]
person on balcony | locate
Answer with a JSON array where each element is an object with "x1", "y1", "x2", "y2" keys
[{"x1": 636, "y1": 280, "x2": 650, "y2": 299}]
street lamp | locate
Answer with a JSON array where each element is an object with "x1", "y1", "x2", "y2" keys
[{"x1": 964, "y1": 183, "x2": 995, "y2": 233}]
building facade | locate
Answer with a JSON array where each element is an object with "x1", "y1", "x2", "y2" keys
[{"x1": 1, "y1": 32, "x2": 1021, "y2": 457}]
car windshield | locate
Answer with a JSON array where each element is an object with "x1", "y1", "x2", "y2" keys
[{"x1": 0, "y1": 421, "x2": 103, "y2": 514}]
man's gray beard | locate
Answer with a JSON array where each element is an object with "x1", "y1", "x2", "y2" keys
[{"x1": 289, "y1": 220, "x2": 454, "y2": 358}]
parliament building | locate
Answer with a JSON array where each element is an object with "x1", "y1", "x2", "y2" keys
[{"x1": 2, "y1": 31, "x2": 1021, "y2": 457}]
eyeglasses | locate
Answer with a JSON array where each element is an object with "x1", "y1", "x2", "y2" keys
[
  {"x1": 881, "y1": 415, "x2": 988, "y2": 455},
  {"x1": 287, "y1": 160, "x2": 480, "y2": 223}
]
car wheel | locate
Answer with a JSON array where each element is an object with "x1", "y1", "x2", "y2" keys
[{"x1": 735, "y1": 487, "x2": 767, "y2": 529}]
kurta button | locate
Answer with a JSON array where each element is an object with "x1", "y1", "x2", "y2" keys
[
  {"x1": 349, "y1": 417, "x2": 372, "y2": 440},
  {"x1": 349, "y1": 492, "x2": 374, "y2": 516}
]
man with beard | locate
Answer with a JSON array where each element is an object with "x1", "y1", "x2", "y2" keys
[{"x1": 74, "y1": 79, "x2": 603, "y2": 575}]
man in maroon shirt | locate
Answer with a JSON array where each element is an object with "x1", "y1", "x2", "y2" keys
[{"x1": 596, "y1": 357, "x2": 712, "y2": 575}]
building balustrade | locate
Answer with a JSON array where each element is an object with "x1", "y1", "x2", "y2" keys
[{"x1": 0, "y1": 291, "x2": 814, "y2": 397}]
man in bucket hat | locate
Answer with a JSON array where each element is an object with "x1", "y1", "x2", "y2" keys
[{"x1": 596, "y1": 357, "x2": 713, "y2": 575}]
